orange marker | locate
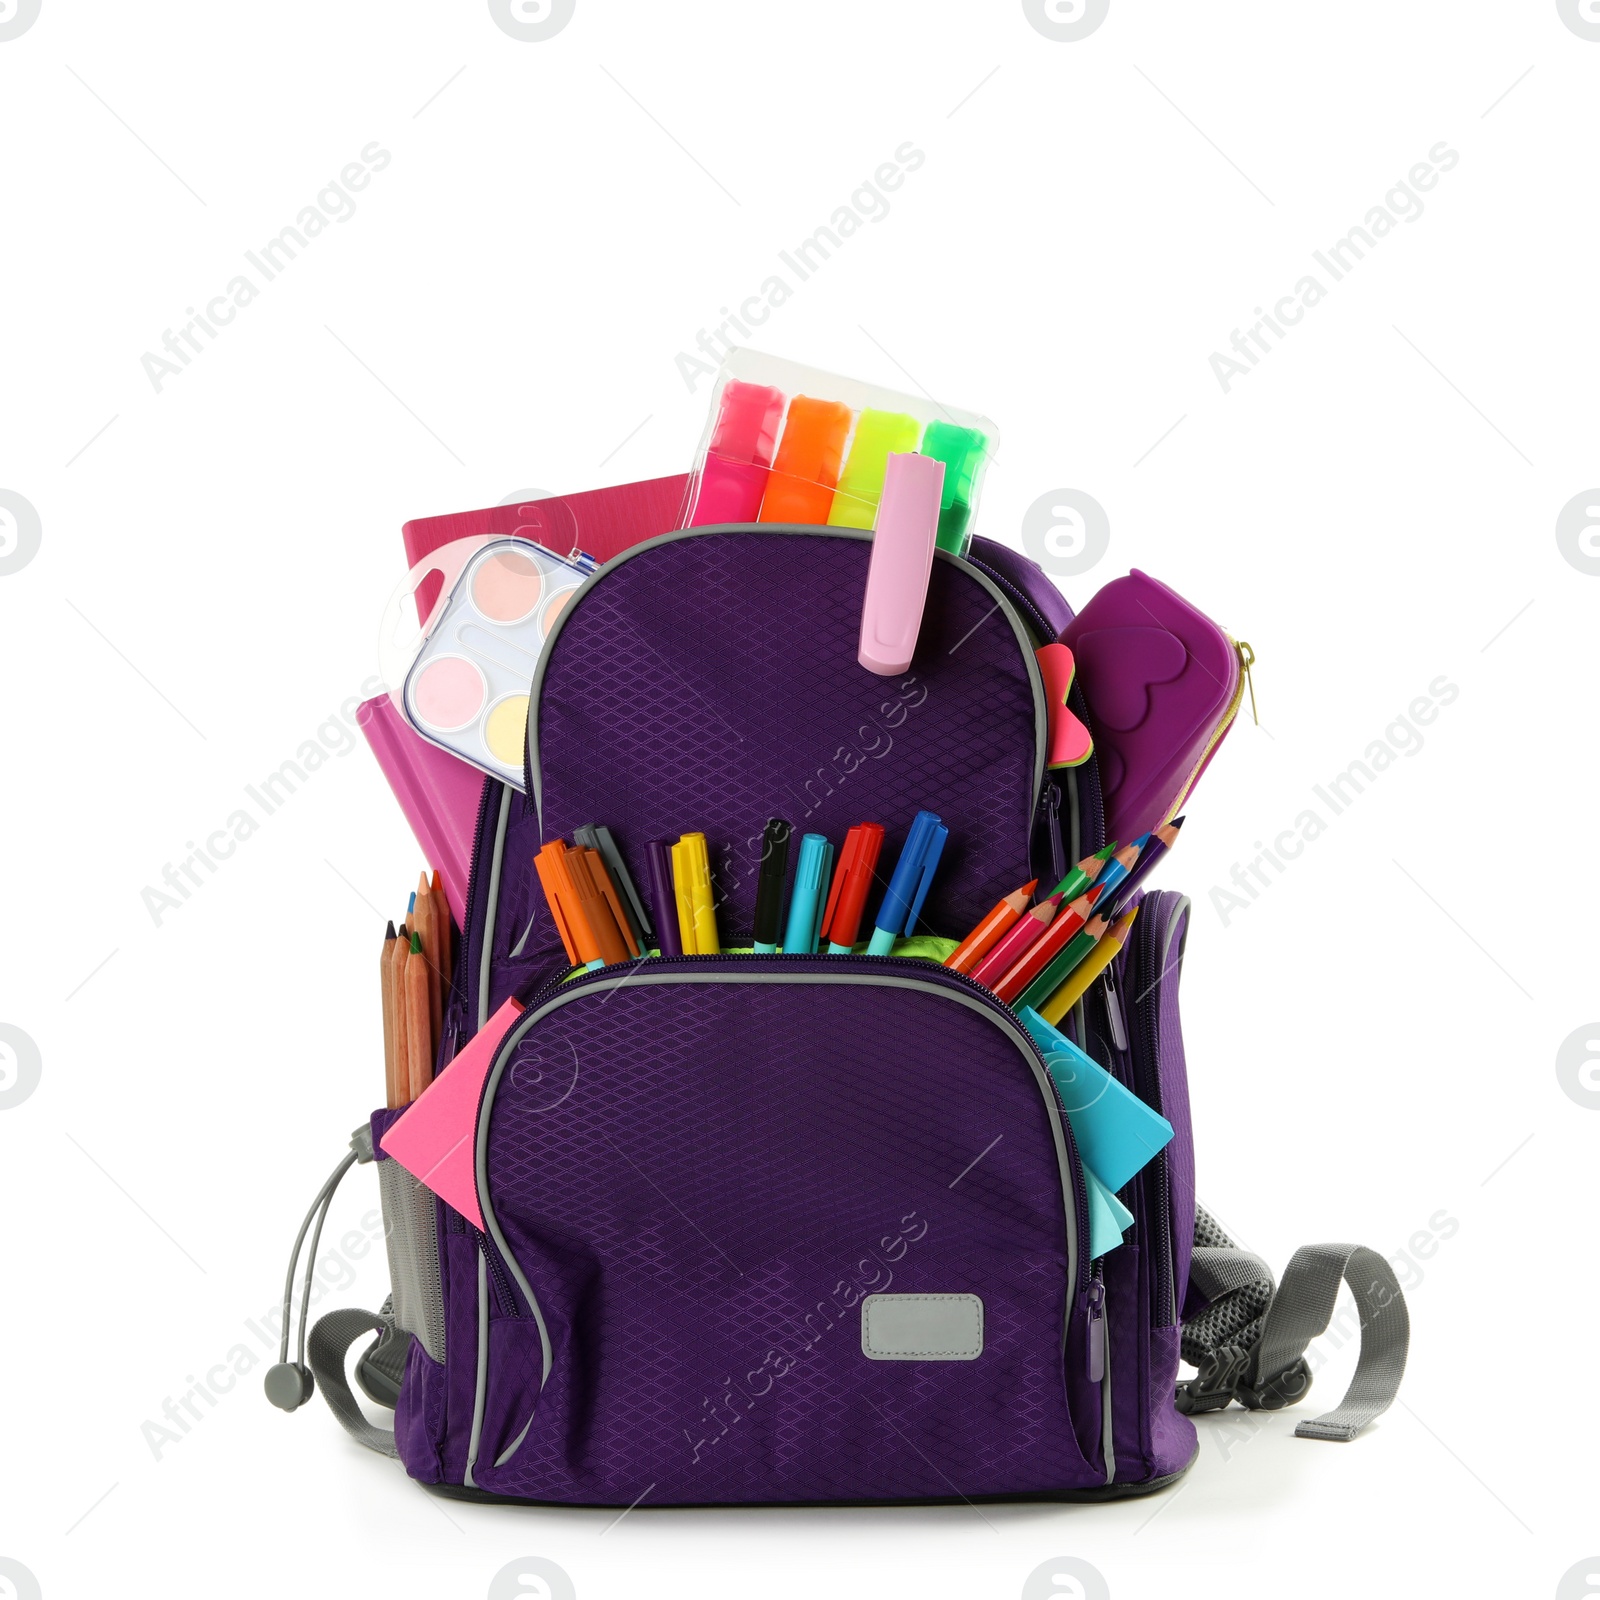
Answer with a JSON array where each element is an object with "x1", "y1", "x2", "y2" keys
[
  {"x1": 569, "y1": 848, "x2": 630, "y2": 967},
  {"x1": 945, "y1": 880, "x2": 1038, "y2": 975},
  {"x1": 758, "y1": 396, "x2": 853, "y2": 524},
  {"x1": 578, "y1": 847, "x2": 640, "y2": 960}
]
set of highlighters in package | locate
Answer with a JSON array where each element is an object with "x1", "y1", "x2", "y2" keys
[{"x1": 378, "y1": 349, "x2": 998, "y2": 787}]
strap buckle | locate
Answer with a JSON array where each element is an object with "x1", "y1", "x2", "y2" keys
[
  {"x1": 1174, "y1": 1345, "x2": 1250, "y2": 1414},
  {"x1": 1235, "y1": 1357, "x2": 1313, "y2": 1412}
]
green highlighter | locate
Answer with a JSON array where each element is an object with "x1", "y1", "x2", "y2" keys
[{"x1": 920, "y1": 420, "x2": 990, "y2": 556}]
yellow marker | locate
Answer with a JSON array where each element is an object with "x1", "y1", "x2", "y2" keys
[
  {"x1": 826, "y1": 409, "x2": 921, "y2": 529},
  {"x1": 670, "y1": 839, "x2": 698, "y2": 954},
  {"x1": 678, "y1": 831, "x2": 720, "y2": 953},
  {"x1": 1038, "y1": 906, "x2": 1139, "y2": 1025}
]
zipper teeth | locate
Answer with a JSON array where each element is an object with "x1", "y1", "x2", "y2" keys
[
  {"x1": 1163, "y1": 636, "x2": 1249, "y2": 823},
  {"x1": 517, "y1": 950, "x2": 1091, "y2": 1295}
]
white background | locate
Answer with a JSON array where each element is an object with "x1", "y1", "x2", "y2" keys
[{"x1": 2, "y1": 2, "x2": 1597, "y2": 1597}]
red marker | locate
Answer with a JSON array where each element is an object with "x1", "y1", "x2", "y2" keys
[{"x1": 821, "y1": 823, "x2": 886, "y2": 953}]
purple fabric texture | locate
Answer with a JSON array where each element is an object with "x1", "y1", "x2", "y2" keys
[
  {"x1": 470, "y1": 971, "x2": 1097, "y2": 1504},
  {"x1": 533, "y1": 529, "x2": 1042, "y2": 953}
]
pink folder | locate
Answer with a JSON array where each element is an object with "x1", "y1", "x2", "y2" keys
[
  {"x1": 379, "y1": 996, "x2": 524, "y2": 1229},
  {"x1": 363, "y1": 476, "x2": 693, "y2": 925}
]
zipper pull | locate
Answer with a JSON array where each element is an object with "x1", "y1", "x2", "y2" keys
[
  {"x1": 1102, "y1": 969, "x2": 1128, "y2": 1053},
  {"x1": 1035, "y1": 780, "x2": 1066, "y2": 883},
  {"x1": 1085, "y1": 1273, "x2": 1106, "y2": 1383},
  {"x1": 1236, "y1": 640, "x2": 1257, "y2": 725}
]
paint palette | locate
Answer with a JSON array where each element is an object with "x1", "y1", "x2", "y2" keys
[{"x1": 384, "y1": 536, "x2": 586, "y2": 786}]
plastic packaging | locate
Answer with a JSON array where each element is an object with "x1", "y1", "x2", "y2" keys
[{"x1": 681, "y1": 349, "x2": 997, "y2": 555}]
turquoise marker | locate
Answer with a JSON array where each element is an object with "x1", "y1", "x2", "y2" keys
[
  {"x1": 865, "y1": 810, "x2": 948, "y2": 956},
  {"x1": 782, "y1": 833, "x2": 833, "y2": 955}
]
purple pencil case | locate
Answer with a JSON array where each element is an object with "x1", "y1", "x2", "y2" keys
[{"x1": 1062, "y1": 569, "x2": 1249, "y2": 847}]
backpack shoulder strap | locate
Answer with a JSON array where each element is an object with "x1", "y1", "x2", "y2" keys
[
  {"x1": 1177, "y1": 1205, "x2": 1409, "y2": 1441},
  {"x1": 307, "y1": 1307, "x2": 401, "y2": 1458}
]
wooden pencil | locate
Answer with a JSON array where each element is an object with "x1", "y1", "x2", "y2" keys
[
  {"x1": 380, "y1": 920, "x2": 402, "y2": 1110},
  {"x1": 405, "y1": 930, "x2": 432, "y2": 1102}
]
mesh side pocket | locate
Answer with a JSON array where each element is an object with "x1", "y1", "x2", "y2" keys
[{"x1": 378, "y1": 1157, "x2": 446, "y2": 1365}]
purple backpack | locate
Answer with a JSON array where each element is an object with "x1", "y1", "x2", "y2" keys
[{"x1": 271, "y1": 526, "x2": 1409, "y2": 1505}]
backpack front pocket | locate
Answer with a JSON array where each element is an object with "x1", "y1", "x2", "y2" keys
[{"x1": 463, "y1": 958, "x2": 1105, "y2": 1505}]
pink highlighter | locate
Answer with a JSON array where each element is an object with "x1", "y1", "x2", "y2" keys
[
  {"x1": 689, "y1": 380, "x2": 785, "y2": 525},
  {"x1": 857, "y1": 451, "x2": 946, "y2": 676}
]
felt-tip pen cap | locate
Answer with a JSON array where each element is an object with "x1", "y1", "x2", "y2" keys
[
  {"x1": 782, "y1": 832, "x2": 833, "y2": 954},
  {"x1": 752, "y1": 818, "x2": 793, "y2": 953},
  {"x1": 858, "y1": 452, "x2": 945, "y2": 677},
  {"x1": 867, "y1": 809, "x2": 948, "y2": 953},
  {"x1": 821, "y1": 822, "x2": 886, "y2": 952}
]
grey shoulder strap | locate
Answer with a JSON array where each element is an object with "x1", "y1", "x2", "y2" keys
[
  {"x1": 307, "y1": 1307, "x2": 401, "y2": 1458},
  {"x1": 1177, "y1": 1205, "x2": 1409, "y2": 1441}
]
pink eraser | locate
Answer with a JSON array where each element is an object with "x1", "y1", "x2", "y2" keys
[
  {"x1": 379, "y1": 995, "x2": 524, "y2": 1229},
  {"x1": 858, "y1": 452, "x2": 945, "y2": 677},
  {"x1": 1037, "y1": 642, "x2": 1095, "y2": 767},
  {"x1": 690, "y1": 380, "x2": 785, "y2": 526}
]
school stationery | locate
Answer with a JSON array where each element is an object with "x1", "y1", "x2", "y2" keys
[
  {"x1": 685, "y1": 351, "x2": 996, "y2": 539},
  {"x1": 918, "y1": 419, "x2": 989, "y2": 556},
  {"x1": 988, "y1": 886, "x2": 1103, "y2": 1004},
  {"x1": 752, "y1": 818, "x2": 792, "y2": 954},
  {"x1": 646, "y1": 838, "x2": 682, "y2": 956},
  {"x1": 758, "y1": 395, "x2": 852, "y2": 524},
  {"x1": 1048, "y1": 843, "x2": 1118, "y2": 907},
  {"x1": 689, "y1": 380, "x2": 785, "y2": 526},
  {"x1": 380, "y1": 922, "x2": 403, "y2": 1110},
  {"x1": 827, "y1": 408, "x2": 921, "y2": 529},
  {"x1": 403, "y1": 932, "x2": 431, "y2": 1102},
  {"x1": 1104, "y1": 818, "x2": 1183, "y2": 918},
  {"x1": 386, "y1": 537, "x2": 586, "y2": 787},
  {"x1": 378, "y1": 996, "x2": 525, "y2": 1231},
  {"x1": 865, "y1": 810, "x2": 948, "y2": 955},
  {"x1": 967, "y1": 895, "x2": 1059, "y2": 990},
  {"x1": 782, "y1": 832, "x2": 833, "y2": 954},
  {"x1": 1038, "y1": 904, "x2": 1139, "y2": 1024},
  {"x1": 1062, "y1": 569, "x2": 1254, "y2": 845},
  {"x1": 1084, "y1": 1167, "x2": 1136, "y2": 1259},
  {"x1": 575, "y1": 847, "x2": 638, "y2": 962},
  {"x1": 1017, "y1": 1007, "x2": 1174, "y2": 1192},
  {"x1": 1036, "y1": 643, "x2": 1094, "y2": 768},
  {"x1": 678, "y1": 831, "x2": 720, "y2": 954},
  {"x1": 670, "y1": 838, "x2": 697, "y2": 954},
  {"x1": 533, "y1": 840, "x2": 583, "y2": 966},
  {"x1": 1088, "y1": 838, "x2": 1147, "y2": 906},
  {"x1": 575, "y1": 825, "x2": 651, "y2": 949},
  {"x1": 820, "y1": 822, "x2": 886, "y2": 952},
  {"x1": 414, "y1": 872, "x2": 441, "y2": 1048},
  {"x1": 356, "y1": 694, "x2": 478, "y2": 927},
  {"x1": 944, "y1": 880, "x2": 1037, "y2": 974},
  {"x1": 857, "y1": 451, "x2": 945, "y2": 677},
  {"x1": 1014, "y1": 912, "x2": 1111, "y2": 1013}
]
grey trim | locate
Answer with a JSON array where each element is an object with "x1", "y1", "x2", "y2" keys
[
  {"x1": 478, "y1": 783, "x2": 513, "y2": 1030},
  {"x1": 1161, "y1": 894, "x2": 1192, "y2": 973},
  {"x1": 525, "y1": 524, "x2": 1048, "y2": 830},
  {"x1": 472, "y1": 969, "x2": 1082, "y2": 1418},
  {"x1": 377, "y1": 1159, "x2": 446, "y2": 1364},
  {"x1": 494, "y1": 1412, "x2": 535, "y2": 1468},
  {"x1": 1100, "y1": 1315, "x2": 1115, "y2": 1484},
  {"x1": 861, "y1": 1293, "x2": 983, "y2": 1360},
  {"x1": 464, "y1": 1254, "x2": 490, "y2": 1488}
]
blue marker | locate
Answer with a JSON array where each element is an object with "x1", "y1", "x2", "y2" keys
[
  {"x1": 782, "y1": 833, "x2": 833, "y2": 954},
  {"x1": 865, "y1": 810, "x2": 948, "y2": 956}
]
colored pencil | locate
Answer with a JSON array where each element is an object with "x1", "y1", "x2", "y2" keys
[
  {"x1": 380, "y1": 921, "x2": 402, "y2": 1110},
  {"x1": 1047, "y1": 844, "x2": 1117, "y2": 906},
  {"x1": 970, "y1": 895, "x2": 1059, "y2": 989},
  {"x1": 404, "y1": 931, "x2": 432, "y2": 1102},
  {"x1": 991, "y1": 886, "x2": 1104, "y2": 1005},
  {"x1": 945, "y1": 880, "x2": 1037, "y2": 974},
  {"x1": 415, "y1": 871, "x2": 440, "y2": 1051},
  {"x1": 391, "y1": 923, "x2": 410, "y2": 1105},
  {"x1": 1015, "y1": 912, "x2": 1111, "y2": 1013},
  {"x1": 431, "y1": 868, "x2": 453, "y2": 994},
  {"x1": 1038, "y1": 906, "x2": 1139, "y2": 1025},
  {"x1": 1104, "y1": 818, "x2": 1183, "y2": 917}
]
